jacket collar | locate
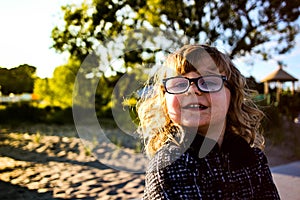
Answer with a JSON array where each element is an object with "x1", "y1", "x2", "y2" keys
[{"x1": 189, "y1": 132, "x2": 257, "y2": 166}]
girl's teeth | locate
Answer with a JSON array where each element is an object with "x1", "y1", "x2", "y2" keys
[
  {"x1": 190, "y1": 104, "x2": 200, "y2": 108},
  {"x1": 187, "y1": 104, "x2": 207, "y2": 109}
]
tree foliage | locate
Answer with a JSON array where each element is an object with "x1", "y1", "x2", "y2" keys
[
  {"x1": 0, "y1": 64, "x2": 36, "y2": 95},
  {"x1": 52, "y1": 0, "x2": 300, "y2": 62},
  {"x1": 34, "y1": 59, "x2": 80, "y2": 108}
]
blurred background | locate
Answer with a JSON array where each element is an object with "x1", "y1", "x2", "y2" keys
[{"x1": 0, "y1": 0, "x2": 299, "y2": 126}]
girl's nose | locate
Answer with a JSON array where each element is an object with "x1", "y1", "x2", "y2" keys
[{"x1": 186, "y1": 82, "x2": 202, "y2": 95}]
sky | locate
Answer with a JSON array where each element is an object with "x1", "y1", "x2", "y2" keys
[
  {"x1": 0, "y1": 0, "x2": 299, "y2": 88},
  {"x1": 0, "y1": 0, "x2": 74, "y2": 78}
]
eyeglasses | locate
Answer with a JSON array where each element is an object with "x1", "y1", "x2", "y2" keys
[{"x1": 162, "y1": 75, "x2": 227, "y2": 94}]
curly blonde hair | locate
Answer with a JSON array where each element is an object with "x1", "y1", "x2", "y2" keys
[{"x1": 137, "y1": 44, "x2": 264, "y2": 158}]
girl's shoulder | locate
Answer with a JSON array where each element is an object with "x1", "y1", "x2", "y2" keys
[
  {"x1": 252, "y1": 147, "x2": 269, "y2": 165},
  {"x1": 222, "y1": 132, "x2": 268, "y2": 166}
]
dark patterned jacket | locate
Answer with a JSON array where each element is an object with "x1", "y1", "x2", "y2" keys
[{"x1": 143, "y1": 133, "x2": 280, "y2": 199}]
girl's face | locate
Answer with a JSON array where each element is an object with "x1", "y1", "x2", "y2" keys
[{"x1": 165, "y1": 69, "x2": 231, "y2": 134}]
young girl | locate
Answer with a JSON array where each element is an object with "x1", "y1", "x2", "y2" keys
[{"x1": 137, "y1": 44, "x2": 280, "y2": 199}]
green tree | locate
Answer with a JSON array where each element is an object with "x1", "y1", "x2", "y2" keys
[
  {"x1": 0, "y1": 68, "x2": 10, "y2": 95},
  {"x1": 34, "y1": 59, "x2": 80, "y2": 108},
  {"x1": 0, "y1": 64, "x2": 36, "y2": 95},
  {"x1": 34, "y1": 78, "x2": 54, "y2": 105},
  {"x1": 52, "y1": 0, "x2": 300, "y2": 62}
]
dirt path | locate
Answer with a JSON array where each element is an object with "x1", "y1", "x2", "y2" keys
[
  {"x1": 0, "y1": 123, "x2": 299, "y2": 199},
  {"x1": 0, "y1": 125, "x2": 145, "y2": 199}
]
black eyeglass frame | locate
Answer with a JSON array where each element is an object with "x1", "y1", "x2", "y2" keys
[{"x1": 162, "y1": 75, "x2": 227, "y2": 94}]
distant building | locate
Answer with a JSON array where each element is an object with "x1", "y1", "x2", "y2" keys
[
  {"x1": 0, "y1": 93, "x2": 38, "y2": 103},
  {"x1": 261, "y1": 65, "x2": 298, "y2": 103}
]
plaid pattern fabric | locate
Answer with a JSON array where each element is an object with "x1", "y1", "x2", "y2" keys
[{"x1": 143, "y1": 133, "x2": 280, "y2": 200}]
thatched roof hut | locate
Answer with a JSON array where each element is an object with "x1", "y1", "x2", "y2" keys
[
  {"x1": 261, "y1": 66, "x2": 298, "y2": 83},
  {"x1": 261, "y1": 65, "x2": 298, "y2": 103}
]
